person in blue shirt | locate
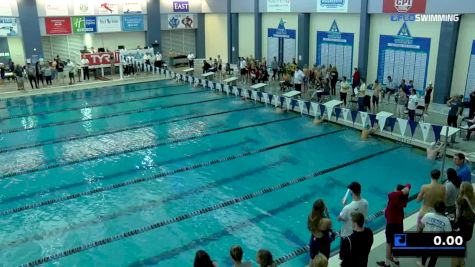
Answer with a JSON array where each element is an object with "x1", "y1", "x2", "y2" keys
[{"x1": 454, "y1": 153, "x2": 472, "y2": 182}]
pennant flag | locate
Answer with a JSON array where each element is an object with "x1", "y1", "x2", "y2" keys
[
  {"x1": 291, "y1": 99, "x2": 298, "y2": 111},
  {"x1": 298, "y1": 100, "x2": 305, "y2": 115},
  {"x1": 368, "y1": 113, "x2": 377, "y2": 127},
  {"x1": 280, "y1": 96, "x2": 285, "y2": 108},
  {"x1": 262, "y1": 93, "x2": 269, "y2": 104},
  {"x1": 233, "y1": 87, "x2": 239, "y2": 96},
  {"x1": 252, "y1": 90, "x2": 258, "y2": 102},
  {"x1": 327, "y1": 106, "x2": 333, "y2": 120},
  {"x1": 376, "y1": 115, "x2": 388, "y2": 132},
  {"x1": 351, "y1": 110, "x2": 358, "y2": 124},
  {"x1": 342, "y1": 108, "x2": 350, "y2": 121},
  {"x1": 397, "y1": 118, "x2": 408, "y2": 137},
  {"x1": 268, "y1": 94, "x2": 274, "y2": 104},
  {"x1": 209, "y1": 82, "x2": 215, "y2": 89},
  {"x1": 386, "y1": 117, "x2": 397, "y2": 132},
  {"x1": 335, "y1": 107, "x2": 342, "y2": 121},
  {"x1": 237, "y1": 88, "x2": 242, "y2": 96},
  {"x1": 360, "y1": 112, "x2": 368, "y2": 127},
  {"x1": 311, "y1": 102, "x2": 319, "y2": 117},
  {"x1": 319, "y1": 104, "x2": 326, "y2": 117},
  {"x1": 305, "y1": 101, "x2": 311, "y2": 114},
  {"x1": 202, "y1": 79, "x2": 207, "y2": 87},
  {"x1": 285, "y1": 97, "x2": 292, "y2": 110},
  {"x1": 257, "y1": 92, "x2": 263, "y2": 102},
  {"x1": 274, "y1": 94, "x2": 279, "y2": 108},
  {"x1": 419, "y1": 122, "x2": 431, "y2": 142},
  {"x1": 224, "y1": 85, "x2": 230, "y2": 95},
  {"x1": 408, "y1": 120, "x2": 418, "y2": 137},
  {"x1": 432, "y1": 124, "x2": 443, "y2": 142},
  {"x1": 247, "y1": 89, "x2": 252, "y2": 98},
  {"x1": 216, "y1": 83, "x2": 222, "y2": 91}
]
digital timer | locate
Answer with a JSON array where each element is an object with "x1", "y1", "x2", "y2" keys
[{"x1": 392, "y1": 232, "x2": 466, "y2": 257}]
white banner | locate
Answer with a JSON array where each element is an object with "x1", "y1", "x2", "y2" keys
[
  {"x1": 167, "y1": 14, "x2": 195, "y2": 29},
  {"x1": 0, "y1": 18, "x2": 18, "y2": 37},
  {"x1": 0, "y1": 2, "x2": 13, "y2": 17},
  {"x1": 317, "y1": 0, "x2": 348, "y2": 13},
  {"x1": 267, "y1": 0, "x2": 291, "y2": 12},
  {"x1": 397, "y1": 118, "x2": 408, "y2": 137},
  {"x1": 420, "y1": 122, "x2": 431, "y2": 142},
  {"x1": 97, "y1": 16, "x2": 122, "y2": 32},
  {"x1": 98, "y1": 0, "x2": 120, "y2": 15},
  {"x1": 123, "y1": 0, "x2": 143, "y2": 14},
  {"x1": 45, "y1": 0, "x2": 69, "y2": 16},
  {"x1": 74, "y1": 0, "x2": 95, "y2": 16}
]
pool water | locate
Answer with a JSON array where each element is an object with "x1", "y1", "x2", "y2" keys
[{"x1": 0, "y1": 79, "x2": 448, "y2": 266}]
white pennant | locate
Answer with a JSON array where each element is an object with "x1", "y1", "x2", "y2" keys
[
  {"x1": 216, "y1": 83, "x2": 222, "y2": 91},
  {"x1": 285, "y1": 97, "x2": 291, "y2": 110},
  {"x1": 419, "y1": 122, "x2": 431, "y2": 142},
  {"x1": 263, "y1": 93, "x2": 269, "y2": 105},
  {"x1": 224, "y1": 85, "x2": 230, "y2": 95},
  {"x1": 202, "y1": 79, "x2": 206, "y2": 87},
  {"x1": 252, "y1": 90, "x2": 258, "y2": 102},
  {"x1": 360, "y1": 112, "x2": 368, "y2": 128},
  {"x1": 311, "y1": 102, "x2": 319, "y2": 117},
  {"x1": 397, "y1": 118, "x2": 408, "y2": 137},
  {"x1": 233, "y1": 87, "x2": 239, "y2": 96},
  {"x1": 298, "y1": 100, "x2": 305, "y2": 115},
  {"x1": 376, "y1": 115, "x2": 388, "y2": 132},
  {"x1": 341, "y1": 108, "x2": 350, "y2": 121},
  {"x1": 274, "y1": 95, "x2": 279, "y2": 108},
  {"x1": 326, "y1": 106, "x2": 334, "y2": 120}
]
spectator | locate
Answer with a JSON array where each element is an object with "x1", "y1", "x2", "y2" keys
[
  {"x1": 26, "y1": 63, "x2": 38, "y2": 89},
  {"x1": 337, "y1": 182, "x2": 369, "y2": 261},
  {"x1": 340, "y1": 76, "x2": 350, "y2": 106},
  {"x1": 256, "y1": 249, "x2": 275, "y2": 267},
  {"x1": 203, "y1": 60, "x2": 211, "y2": 74},
  {"x1": 329, "y1": 66, "x2": 338, "y2": 96},
  {"x1": 377, "y1": 184, "x2": 411, "y2": 267},
  {"x1": 155, "y1": 52, "x2": 163, "y2": 69},
  {"x1": 418, "y1": 201, "x2": 451, "y2": 267},
  {"x1": 385, "y1": 75, "x2": 397, "y2": 104},
  {"x1": 452, "y1": 182, "x2": 475, "y2": 267},
  {"x1": 352, "y1": 67, "x2": 360, "y2": 91},
  {"x1": 463, "y1": 117, "x2": 475, "y2": 140},
  {"x1": 357, "y1": 79, "x2": 367, "y2": 112},
  {"x1": 271, "y1": 57, "x2": 278, "y2": 81},
  {"x1": 56, "y1": 59, "x2": 65, "y2": 84},
  {"x1": 194, "y1": 250, "x2": 218, "y2": 267},
  {"x1": 309, "y1": 253, "x2": 328, "y2": 267},
  {"x1": 187, "y1": 51, "x2": 195, "y2": 68},
  {"x1": 416, "y1": 169, "x2": 445, "y2": 232},
  {"x1": 400, "y1": 79, "x2": 408, "y2": 95},
  {"x1": 407, "y1": 89, "x2": 418, "y2": 121},
  {"x1": 340, "y1": 212, "x2": 374, "y2": 267},
  {"x1": 66, "y1": 59, "x2": 76, "y2": 85},
  {"x1": 44, "y1": 63, "x2": 53, "y2": 85},
  {"x1": 372, "y1": 80, "x2": 381, "y2": 113},
  {"x1": 36, "y1": 61, "x2": 45, "y2": 87},
  {"x1": 229, "y1": 245, "x2": 252, "y2": 267},
  {"x1": 240, "y1": 57, "x2": 247, "y2": 83},
  {"x1": 469, "y1": 89, "x2": 475, "y2": 119},
  {"x1": 81, "y1": 57, "x2": 90, "y2": 81},
  {"x1": 13, "y1": 64, "x2": 25, "y2": 90},
  {"x1": 424, "y1": 83, "x2": 433, "y2": 114},
  {"x1": 445, "y1": 168, "x2": 461, "y2": 219},
  {"x1": 396, "y1": 88, "x2": 408, "y2": 118},
  {"x1": 293, "y1": 66, "x2": 304, "y2": 91},
  {"x1": 307, "y1": 199, "x2": 333, "y2": 260},
  {"x1": 454, "y1": 153, "x2": 472, "y2": 182},
  {"x1": 447, "y1": 95, "x2": 462, "y2": 128}
]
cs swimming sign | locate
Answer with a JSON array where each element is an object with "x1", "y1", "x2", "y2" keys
[{"x1": 173, "y1": 1, "x2": 189, "y2": 12}]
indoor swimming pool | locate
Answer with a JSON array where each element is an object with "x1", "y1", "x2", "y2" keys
[{"x1": 0, "y1": 79, "x2": 448, "y2": 266}]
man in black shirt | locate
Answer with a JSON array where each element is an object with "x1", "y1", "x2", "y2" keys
[{"x1": 340, "y1": 212, "x2": 374, "y2": 267}]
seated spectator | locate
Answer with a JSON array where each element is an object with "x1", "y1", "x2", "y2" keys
[
  {"x1": 258, "y1": 68, "x2": 269, "y2": 83},
  {"x1": 426, "y1": 141, "x2": 445, "y2": 160},
  {"x1": 230, "y1": 245, "x2": 252, "y2": 267},
  {"x1": 256, "y1": 249, "x2": 276, "y2": 267},
  {"x1": 462, "y1": 116, "x2": 475, "y2": 140},
  {"x1": 203, "y1": 60, "x2": 211, "y2": 73},
  {"x1": 194, "y1": 250, "x2": 218, "y2": 267}
]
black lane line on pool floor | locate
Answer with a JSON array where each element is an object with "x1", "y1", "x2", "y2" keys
[
  {"x1": 0, "y1": 81, "x2": 178, "y2": 111},
  {"x1": 273, "y1": 189, "x2": 422, "y2": 265},
  {"x1": 0, "y1": 137, "x2": 260, "y2": 206},
  {"x1": 0, "y1": 97, "x2": 226, "y2": 134},
  {"x1": 0, "y1": 115, "x2": 298, "y2": 180},
  {"x1": 0, "y1": 156, "x2": 294, "y2": 250},
  {"x1": 1, "y1": 126, "x2": 336, "y2": 216},
  {"x1": 0, "y1": 89, "x2": 206, "y2": 121},
  {"x1": 18, "y1": 145, "x2": 400, "y2": 267},
  {"x1": 0, "y1": 105, "x2": 263, "y2": 155}
]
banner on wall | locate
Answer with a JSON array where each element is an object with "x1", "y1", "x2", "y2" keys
[
  {"x1": 122, "y1": 15, "x2": 144, "y2": 31},
  {"x1": 317, "y1": 0, "x2": 348, "y2": 13},
  {"x1": 44, "y1": 0, "x2": 69, "y2": 17},
  {"x1": 72, "y1": 16, "x2": 97, "y2": 33},
  {"x1": 167, "y1": 14, "x2": 195, "y2": 29},
  {"x1": 0, "y1": 18, "x2": 18, "y2": 37},
  {"x1": 0, "y1": 37, "x2": 10, "y2": 63},
  {"x1": 98, "y1": 1, "x2": 120, "y2": 15},
  {"x1": 0, "y1": 2, "x2": 13, "y2": 17},
  {"x1": 123, "y1": 1, "x2": 143, "y2": 14},
  {"x1": 45, "y1": 17, "x2": 72, "y2": 35},
  {"x1": 383, "y1": 0, "x2": 427, "y2": 13},
  {"x1": 377, "y1": 23, "x2": 431, "y2": 92},
  {"x1": 97, "y1": 16, "x2": 122, "y2": 32},
  {"x1": 74, "y1": 1, "x2": 95, "y2": 16},
  {"x1": 81, "y1": 52, "x2": 120, "y2": 66},
  {"x1": 316, "y1": 20, "x2": 354, "y2": 79},
  {"x1": 464, "y1": 41, "x2": 475, "y2": 100},
  {"x1": 267, "y1": 0, "x2": 291, "y2": 12},
  {"x1": 267, "y1": 18, "x2": 296, "y2": 64}
]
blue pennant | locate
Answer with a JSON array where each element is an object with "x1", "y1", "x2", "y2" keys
[
  {"x1": 334, "y1": 107, "x2": 341, "y2": 121},
  {"x1": 305, "y1": 101, "x2": 311, "y2": 114},
  {"x1": 387, "y1": 117, "x2": 397, "y2": 132},
  {"x1": 408, "y1": 120, "x2": 418, "y2": 137},
  {"x1": 257, "y1": 92, "x2": 263, "y2": 101},
  {"x1": 329, "y1": 19, "x2": 340, "y2": 32},
  {"x1": 268, "y1": 94, "x2": 274, "y2": 103},
  {"x1": 368, "y1": 113, "x2": 377, "y2": 127},
  {"x1": 319, "y1": 104, "x2": 326, "y2": 117},
  {"x1": 432, "y1": 124, "x2": 443, "y2": 142},
  {"x1": 291, "y1": 99, "x2": 298, "y2": 111},
  {"x1": 351, "y1": 110, "x2": 358, "y2": 124},
  {"x1": 237, "y1": 88, "x2": 242, "y2": 96},
  {"x1": 279, "y1": 96, "x2": 285, "y2": 108}
]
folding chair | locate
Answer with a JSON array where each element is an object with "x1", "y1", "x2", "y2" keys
[{"x1": 415, "y1": 106, "x2": 426, "y2": 122}]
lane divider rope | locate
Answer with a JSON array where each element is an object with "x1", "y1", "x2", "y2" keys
[
  {"x1": 1, "y1": 127, "x2": 338, "y2": 216},
  {"x1": 19, "y1": 145, "x2": 400, "y2": 267}
]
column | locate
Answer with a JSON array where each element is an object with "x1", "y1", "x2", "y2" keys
[
  {"x1": 433, "y1": 20, "x2": 461, "y2": 104},
  {"x1": 230, "y1": 14, "x2": 239, "y2": 64},
  {"x1": 146, "y1": 0, "x2": 161, "y2": 50},
  {"x1": 18, "y1": 0, "x2": 43, "y2": 60},
  {"x1": 298, "y1": 13, "x2": 310, "y2": 68},
  {"x1": 196, "y1": 14, "x2": 206, "y2": 58},
  {"x1": 358, "y1": 0, "x2": 370, "y2": 80},
  {"x1": 254, "y1": 0, "x2": 262, "y2": 60}
]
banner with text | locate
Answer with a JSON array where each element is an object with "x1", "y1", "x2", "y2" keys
[
  {"x1": 317, "y1": 0, "x2": 348, "y2": 13},
  {"x1": 81, "y1": 52, "x2": 120, "y2": 66},
  {"x1": 97, "y1": 16, "x2": 122, "y2": 32},
  {"x1": 44, "y1": 0, "x2": 69, "y2": 16},
  {"x1": 45, "y1": 17, "x2": 72, "y2": 35},
  {"x1": 464, "y1": 41, "x2": 475, "y2": 100},
  {"x1": 167, "y1": 14, "x2": 195, "y2": 29},
  {"x1": 123, "y1": 0, "x2": 143, "y2": 14},
  {"x1": 122, "y1": 15, "x2": 144, "y2": 31},
  {"x1": 267, "y1": 0, "x2": 291, "y2": 12},
  {"x1": 0, "y1": 18, "x2": 18, "y2": 37},
  {"x1": 383, "y1": 0, "x2": 427, "y2": 13},
  {"x1": 72, "y1": 16, "x2": 97, "y2": 33}
]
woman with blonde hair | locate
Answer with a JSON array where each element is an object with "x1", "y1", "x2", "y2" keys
[
  {"x1": 452, "y1": 182, "x2": 475, "y2": 267},
  {"x1": 309, "y1": 253, "x2": 328, "y2": 267}
]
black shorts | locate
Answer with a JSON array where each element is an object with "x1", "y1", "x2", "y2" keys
[
  {"x1": 372, "y1": 95, "x2": 379, "y2": 104},
  {"x1": 240, "y1": 69, "x2": 246, "y2": 75},
  {"x1": 69, "y1": 72, "x2": 74, "y2": 78},
  {"x1": 309, "y1": 234, "x2": 330, "y2": 259},
  {"x1": 385, "y1": 223, "x2": 403, "y2": 244}
]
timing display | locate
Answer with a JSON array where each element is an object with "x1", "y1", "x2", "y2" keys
[{"x1": 392, "y1": 232, "x2": 466, "y2": 257}]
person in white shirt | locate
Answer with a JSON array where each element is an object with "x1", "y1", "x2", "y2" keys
[
  {"x1": 338, "y1": 182, "x2": 369, "y2": 260},
  {"x1": 293, "y1": 66, "x2": 304, "y2": 91},
  {"x1": 143, "y1": 53, "x2": 151, "y2": 72},
  {"x1": 418, "y1": 201, "x2": 451, "y2": 267},
  {"x1": 155, "y1": 52, "x2": 163, "y2": 69},
  {"x1": 407, "y1": 88, "x2": 418, "y2": 121},
  {"x1": 80, "y1": 58, "x2": 89, "y2": 80},
  {"x1": 239, "y1": 57, "x2": 247, "y2": 83},
  {"x1": 187, "y1": 52, "x2": 195, "y2": 68},
  {"x1": 340, "y1": 76, "x2": 350, "y2": 106},
  {"x1": 65, "y1": 59, "x2": 75, "y2": 85}
]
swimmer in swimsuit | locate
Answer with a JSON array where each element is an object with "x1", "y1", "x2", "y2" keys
[{"x1": 416, "y1": 169, "x2": 446, "y2": 232}]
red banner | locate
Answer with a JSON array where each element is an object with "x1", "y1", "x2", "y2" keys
[
  {"x1": 45, "y1": 17, "x2": 72, "y2": 35},
  {"x1": 80, "y1": 52, "x2": 120, "y2": 66},
  {"x1": 383, "y1": 0, "x2": 427, "y2": 13}
]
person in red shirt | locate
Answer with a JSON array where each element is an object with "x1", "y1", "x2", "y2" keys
[
  {"x1": 352, "y1": 67, "x2": 361, "y2": 92},
  {"x1": 377, "y1": 184, "x2": 411, "y2": 267}
]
